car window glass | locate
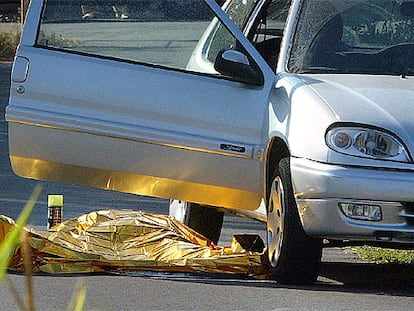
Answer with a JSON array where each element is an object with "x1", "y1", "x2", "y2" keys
[
  {"x1": 206, "y1": 0, "x2": 259, "y2": 63},
  {"x1": 250, "y1": 0, "x2": 291, "y2": 70},
  {"x1": 205, "y1": 0, "x2": 291, "y2": 69},
  {"x1": 36, "y1": 0, "x2": 241, "y2": 75},
  {"x1": 252, "y1": 0, "x2": 291, "y2": 43},
  {"x1": 288, "y1": 0, "x2": 414, "y2": 75}
]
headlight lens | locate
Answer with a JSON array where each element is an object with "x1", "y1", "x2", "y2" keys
[{"x1": 326, "y1": 127, "x2": 410, "y2": 162}]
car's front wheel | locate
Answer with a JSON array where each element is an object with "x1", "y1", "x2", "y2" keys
[
  {"x1": 267, "y1": 157, "x2": 322, "y2": 284},
  {"x1": 169, "y1": 200, "x2": 223, "y2": 244}
]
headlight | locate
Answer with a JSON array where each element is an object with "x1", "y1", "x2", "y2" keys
[{"x1": 326, "y1": 127, "x2": 410, "y2": 162}]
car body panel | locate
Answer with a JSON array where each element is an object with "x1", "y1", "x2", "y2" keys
[
  {"x1": 279, "y1": 73, "x2": 414, "y2": 164},
  {"x1": 292, "y1": 157, "x2": 414, "y2": 242},
  {"x1": 308, "y1": 74, "x2": 414, "y2": 153},
  {"x1": 6, "y1": 0, "x2": 276, "y2": 210}
]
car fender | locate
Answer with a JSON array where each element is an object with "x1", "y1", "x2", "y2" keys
[{"x1": 266, "y1": 73, "x2": 337, "y2": 163}]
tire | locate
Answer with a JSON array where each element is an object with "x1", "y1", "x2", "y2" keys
[
  {"x1": 266, "y1": 157, "x2": 322, "y2": 284},
  {"x1": 169, "y1": 200, "x2": 223, "y2": 244}
]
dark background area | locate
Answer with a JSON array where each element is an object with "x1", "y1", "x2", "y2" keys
[{"x1": 0, "y1": 0, "x2": 20, "y2": 22}]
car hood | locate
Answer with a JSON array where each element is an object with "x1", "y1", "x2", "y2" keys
[{"x1": 302, "y1": 74, "x2": 414, "y2": 152}]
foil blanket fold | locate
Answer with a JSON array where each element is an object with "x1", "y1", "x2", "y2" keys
[{"x1": 0, "y1": 210, "x2": 267, "y2": 277}]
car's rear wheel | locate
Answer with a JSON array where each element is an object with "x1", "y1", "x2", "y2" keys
[
  {"x1": 169, "y1": 200, "x2": 223, "y2": 244},
  {"x1": 267, "y1": 157, "x2": 322, "y2": 284}
]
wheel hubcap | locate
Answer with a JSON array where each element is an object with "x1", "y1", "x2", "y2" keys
[
  {"x1": 169, "y1": 200, "x2": 189, "y2": 223},
  {"x1": 267, "y1": 176, "x2": 285, "y2": 267}
]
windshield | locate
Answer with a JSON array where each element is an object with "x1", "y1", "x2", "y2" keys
[{"x1": 288, "y1": 0, "x2": 414, "y2": 76}]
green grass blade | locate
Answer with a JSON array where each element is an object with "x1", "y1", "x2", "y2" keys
[
  {"x1": 68, "y1": 281, "x2": 87, "y2": 311},
  {"x1": 0, "y1": 184, "x2": 42, "y2": 282}
]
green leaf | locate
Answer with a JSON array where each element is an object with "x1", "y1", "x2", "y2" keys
[
  {"x1": 68, "y1": 281, "x2": 87, "y2": 311},
  {"x1": 0, "y1": 184, "x2": 42, "y2": 282}
]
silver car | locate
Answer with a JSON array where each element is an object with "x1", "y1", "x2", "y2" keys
[{"x1": 6, "y1": 0, "x2": 414, "y2": 284}]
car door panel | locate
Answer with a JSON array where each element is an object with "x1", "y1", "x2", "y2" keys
[{"x1": 7, "y1": 0, "x2": 274, "y2": 210}]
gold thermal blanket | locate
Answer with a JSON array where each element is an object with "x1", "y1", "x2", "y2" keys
[{"x1": 0, "y1": 210, "x2": 267, "y2": 277}]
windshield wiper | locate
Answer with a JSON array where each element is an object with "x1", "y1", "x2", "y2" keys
[{"x1": 299, "y1": 66, "x2": 341, "y2": 74}]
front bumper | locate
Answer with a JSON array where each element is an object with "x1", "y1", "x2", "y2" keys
[{"x1": 291, "y1": 158, "x2": 414, "y2": 244}]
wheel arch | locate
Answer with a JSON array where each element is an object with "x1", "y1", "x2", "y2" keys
[{"x1": 264, "y1": 137, "x2": 290, "y2": 204}]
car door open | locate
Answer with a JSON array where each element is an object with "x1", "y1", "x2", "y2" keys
[{"x1": 6, "y1": 0, "x2": 274, "y2": 210}]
